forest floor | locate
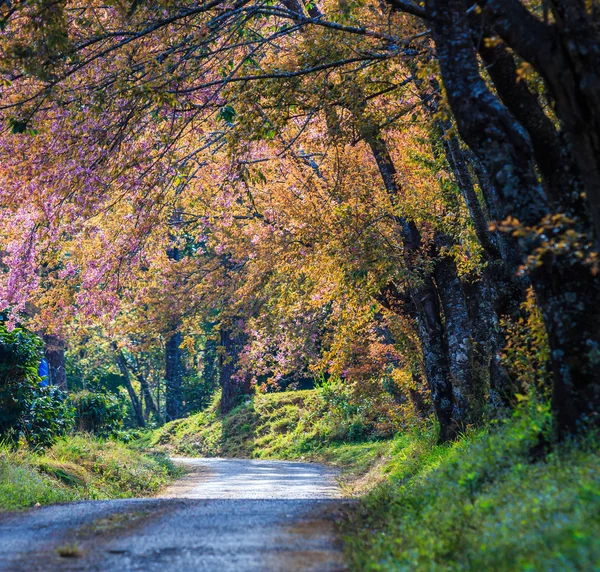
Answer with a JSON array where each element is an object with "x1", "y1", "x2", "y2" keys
[{"x1": 0, "y1": 457, "x2": 347, "y2": 571}]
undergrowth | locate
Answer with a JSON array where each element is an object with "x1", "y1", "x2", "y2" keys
[
  {"x1": 0, "y1": 434, "x2": 178, "y2": 511},
  {"x1": 344, "y1": 402, "x2": 600, "y2": 571}
]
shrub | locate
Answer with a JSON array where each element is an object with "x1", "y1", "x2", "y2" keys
[
  {"x1": 23, "y1": 387, "x2": 75, "y2": 450},
  {"x1": 69, "y1": 390, "x2": 123, "y2": 437},
  {"x1": 0, "y1": 320, "x2": 42, "y2": 442}
]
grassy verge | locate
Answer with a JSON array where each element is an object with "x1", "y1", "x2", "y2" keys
[
  {"x1": 343, "y1": 404, "x2": 600, "y2": 570},
  {"x1": 0, "y1": 434, "x2": 179, "y2": 512},
  {"x1": 149, "y1": 390, "x2": 600, "y2": 570}
]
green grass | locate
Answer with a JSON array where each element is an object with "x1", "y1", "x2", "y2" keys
[
  {"x1": 343, "y1": 403, "x2": 600, "y2": 571},
  {"x1": 148, "y1": 389, "x2": 388, "y2": 459},
  {"x1": 0, "y1": 434, "x2": 179, "y2": 511}
]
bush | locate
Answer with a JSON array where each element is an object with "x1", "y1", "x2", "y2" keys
[
  {"x1": 23, "y1": 387, "x2": 75, "y2": 450},
  {"x1": 0, "y1": 434, "x2": 179, "y2": 511},
  {"x1": 69, "y1": 390, "x2": 123, "y2": 437},
  {"x1": 0, "y1": 320, "x2": 42, "y2": 442}
]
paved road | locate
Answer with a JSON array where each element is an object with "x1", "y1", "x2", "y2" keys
[{"x1": 0, "y1": 458, "x2": 345, "y2": 572}]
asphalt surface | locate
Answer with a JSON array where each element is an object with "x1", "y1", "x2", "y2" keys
[{"x1": 0, "y1": 458, "x2": 346, "y2": 572}]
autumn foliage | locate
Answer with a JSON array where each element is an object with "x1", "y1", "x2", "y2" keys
[{"x1": 0, "y1": 0, "x2": 599, "y2": 440}]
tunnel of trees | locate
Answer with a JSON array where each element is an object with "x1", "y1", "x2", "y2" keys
[{"x1": 0, "y1": 0, "x2": 599, "y2": 442}]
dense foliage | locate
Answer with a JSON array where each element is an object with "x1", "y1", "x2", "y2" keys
[
  {"x1": 0, "y1": 320, "x2": 41, "y2": 442},
  {"x1": 0, "y1": 320, "x2": 74, "y2": 448},
  {"x1": 69, "y1": 390, "x2": 123, "y2": 437},
  {"x1": 1, "y1": 0, "x2": 599, "y2": 443}
]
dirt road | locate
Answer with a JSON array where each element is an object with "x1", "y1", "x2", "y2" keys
[{"x1": 0, "y1": 458, "x2": 346, "y2": 571}]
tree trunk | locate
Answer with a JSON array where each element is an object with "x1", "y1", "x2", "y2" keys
[
  {"x1": 219, "y1": 325, "x2": 251, "y2": 415},
  {"x1": 433, "y1": 232, "x2": 481, "y2": 424},
  {"x1": 114, "y1": 348, "x2": 145, "y2": 428},
  {"x1": 165, "y1": 213, "x2": 184, "y2": 421},
  {"x1": 165, "y1": 331, "x2": 183, "y2": 421},
  {"x1": 44, "y1": 334, "x2": 67, "y2": 390},
  {"x1": 434, "y1": 116, "x2": 514, "y2": 410},
  {"x1": 128, "y1": 357, "x2": 160, "y2": 422},
  {"x1": 476, "y1": 0, "x2": 600, "y2": 242},
  {"x1": 472, "y1": 16, "x2": 583, "y2": 213},
  {"x1": 362, "y1": 122, "x2": 458, "y2": 440},
  {"x1": 427, "y1": 0, "x2": 600, "y2": 434}
]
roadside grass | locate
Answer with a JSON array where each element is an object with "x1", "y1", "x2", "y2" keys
[
  {"x1": 0, "y1": 434, "x2": 179, "y2": 512},
  {"x1": 343, "y1": 403, "x2": 600, "y2": 571}
]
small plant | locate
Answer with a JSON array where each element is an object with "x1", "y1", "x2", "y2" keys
[
  {"x1": 0, "y1": 318, "x2": 42, "y2": 443},
  {"x1": 55, "y1": 543, "x2": 83, "y2": 558},
  {"x1": 69, "y1": 390, "x2": 123, "y2": 437},
  {"x1": 24, "y1": 387, "x2": 75, "y2": 450}
]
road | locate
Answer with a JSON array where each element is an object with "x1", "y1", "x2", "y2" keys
[{"x1": 0, "y1": 458, "x2": 346, "y2": 571}]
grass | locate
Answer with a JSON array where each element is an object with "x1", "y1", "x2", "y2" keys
[
  {"x1": 147, "y1": 389, "x2": 388, "y2": 458},
  {"x1": 343, "y1": 403, "x2": 600, "y2": 571},
  {"x1": 0, "y1": 434, "x2": 179, "y2": 512}
]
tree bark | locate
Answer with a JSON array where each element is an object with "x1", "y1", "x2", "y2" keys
[
  {"x1": 472, "y1": 17, "x2": 582, "y2": 212},
  {"x1": 476, "y1": 0, "x2": 600, "y2": 242},
  {"x1": 128, "y1": 356, "x2": 160, "y2": 422},
  {"x1": 427, "y1": 0, "x2": 600, "y2": 434},
  {"x1": 165, "y1": 331, "x2": 183, "y2": 421},
  {"x1": 361, "y1": 120, "x2": 458, "y2": 440},
  {"x1": 432, "y1": 232, "x2": 481, "y2": 424},
  {"x1": 219, "y1": 325, "x2": 251, "y2": 415},
  {"x1": 44, "y1": 334, "x2": 67, "y2": 390}
]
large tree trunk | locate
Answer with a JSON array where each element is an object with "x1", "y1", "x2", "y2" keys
[
  {"x1": 114, "y1": 348, "x2": 145, "y2": 428},
  {"x1": 165, "y1": 214, "x2": 184, "y2": 421},
  {"x1": 362, "y1": 121, "x2": 458, "y2": 440},
  {"x1": 219, "y1": 325, "x2": 251, "y2": 415},
  {"x1": 440, "y1": 131, "x2": 514, "y2": 407},
  {"x1": 476, "y1": 0, "x2": 600, "y2": 242},
  {"x1": 427, "y1": 0, "x2": 600, "y2": 434},
  {"x1": 44, "y1": 334, "x2": 67, "y2": 390},
  {"x1": 472, "y1": 15, "x2": 583, "y2": 214},
  {"x1": 433, "y1": 232, "x2": 481, "y2": 424}
]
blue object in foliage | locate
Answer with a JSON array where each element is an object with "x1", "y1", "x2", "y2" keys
[{"x1": 38, "y1": 358, "x2": 50, "y2": 387}]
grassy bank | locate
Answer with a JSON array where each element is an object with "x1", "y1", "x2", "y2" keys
[
  {"x1": 0, "y1": 434, "x2": 178, "y2": 512},
  {"x1": 150, "y1": 390, "x2": 600, "y2": 570},
  {"x1": 146, "y1": 389, "x2": 394, "y2": 492},
  {"x1": 344, "y1": 403, "x2": 600, "y2": 570}
]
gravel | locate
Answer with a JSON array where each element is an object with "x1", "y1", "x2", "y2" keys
[{"x1": 0, "y1": 458, "x2": 346, "y2": 571}]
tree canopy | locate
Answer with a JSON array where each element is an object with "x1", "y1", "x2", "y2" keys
[{"x1": 1, "y1": 0, "x2": 599, "y2": 439}]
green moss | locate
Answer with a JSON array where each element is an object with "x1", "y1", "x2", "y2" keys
[{"x1": 0, "y1": 434, "x2": 179, "y2": 511}]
